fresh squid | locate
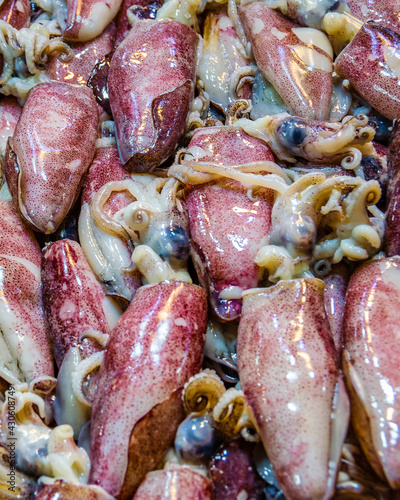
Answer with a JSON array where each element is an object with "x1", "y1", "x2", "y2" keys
[
  {"x1": 238, "y1": 1, "x2": 333, "y2": 120},
  {"x1": 197, "y1": 8, "x2": 254, "y2": 117},
  {"x1": 4, "y1": 81, "x2": 98, "y2": 234},
  {"x1": 79, "y1": 145, "x2": 142, "y2": 303},
  {"x1": 108, "y1": 18, "x2": 198, "y2": 172},
  {"x1": 343, "y1": 256, "x2": 400, "y2": 488},
  {"x1": 0, "y1": 199, "x2": 54, "y2": 389},
  {"x1": 237, "y1": 279, "x2": 350, "y2": 500},
  {"x1": 170, "y1": 126, "x2": 281, "y2": 321},
  {"x1": 89, "y1": 281, "x2": 207, "y2": 498}
]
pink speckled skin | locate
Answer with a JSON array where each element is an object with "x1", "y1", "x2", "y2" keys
[
  {"x1": 347, "y1": 0, "x2": 400, "y2": 34},
  {"x1": 185, "y1": 127, "x2": 274, "y2": 322},
  {"x1": 385, "y1": 122, "x2": 400, "y2": 256},
  {"x1": 108, "y1": 19, "x2": 198, "y2": 172},
  {"x1": 62, "y1": 0, "x2": 122, "y2": 42},
  {"x1": 133, "y1": 469, "x2": 213, "y2": 500},
  {"x1": 81, "y1": 146, "x2": 132, "y2": 212},
  {"x1": 89, "y1": 281, "x2": 207, "y2": 497},
  {"x1": 41, "y1": 239, "x2": 111, "y2": 368},
  {"x1": 0, "y1": 199, "x2": 54, "y2": 384},
  {"x1": 335, "y1": 23, "x2": 400, "y2": 121},
  {"x1": 239, "y1": 2, "x2": 332, "y2": 120},
  {"x1": 323, "y1": 263, "x2": 350, "y2": 353},
  {"x1": 4, "y1": 82, "x2": 98, "y2": 234},
  {"x1": 47, "y1": 23, "x2": 115, "y2": 87},
  {"x1": 0, "y1": 96, "x2": 21, "y2": 157},
  {"x1": 0, "y1": 0, "x2": 30, "y2": 29},
  {"x1": 343, "y1": 257, "x2": 400, "y2": 488},
  {"x1": 238, "y1": 279, "x2": 347, "y2": 500}
]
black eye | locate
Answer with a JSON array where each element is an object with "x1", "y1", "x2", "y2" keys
[
  {"x1": 276, "y1": 118, "x2": 308, "y2": 152},
  {"x1": 157, "y1": 223, "x2": 190, "y2": 261}
]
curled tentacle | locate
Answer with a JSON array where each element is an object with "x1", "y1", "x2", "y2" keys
[
  {"x1": 213, "y1": 388, "x2": 258, "y2": 441},
  {"x1": 183, "y1": 369, "x2": 226, "y2": 415},
  {"x1": 71, "y1": 352, "x2": 105, "y2": 407}
]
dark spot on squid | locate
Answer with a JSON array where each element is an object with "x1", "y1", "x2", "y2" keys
[{"x1": 276, "y1": 118, "x2": 308, "y2": 153}]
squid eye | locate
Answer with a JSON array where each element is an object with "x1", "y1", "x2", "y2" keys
[
  {"x1": 174, "y1": 413, "x2": 218, "y2": 464},
  {"x1": 158, "y1": 224, "x2": 190, "y2": 261},
  {"x1": 276, "y1": 118, "x2": 308, "y2": 151}
]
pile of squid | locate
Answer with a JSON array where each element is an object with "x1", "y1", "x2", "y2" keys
[{"x1": 1, "y1": 0, "x2": 400, "y2": 498}]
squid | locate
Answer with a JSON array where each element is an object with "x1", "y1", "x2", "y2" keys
[
  {"x1": 84, "y1": 171, "x2": 191, "y2": 286},
  {"x1": 335, "y1": 22, "x2": 400, "y2": 121},
  {"x1": 89, "y1": 281, "x2": 207, "y2": 498},
  {"x1": 79, "y1": 145, "x2": 142, "y2": 303},
  {"x1": 343, "y1": 256, "x2": 400, "y2": 488},
  {"x1": 4, "y1": 81, "x2": 98, "y2": 234},
  {"x1": 1, "y1": 388, "x2": 90, "y2": 483},
  {"x1": 133, "y1": 468, "x2": 213, "y2": 499},
  {"x1": 0, "y1": 199, "x2": 54, "y2": 391},
  {"x1": 197, "y1": 8, "x2": 254, "y2": 117},
  {"x1": 108, "y1": 18, "x2": 198, "y2": 172},
  {"x1": 238, "y1": 1, "x2": 333, "y2": 120},
  {"x1": 237, "y1": 279, "x2": 350, "y2": 499},
  {"x1": 42, "y1": 239, "x2": 120, "y2": 369},
  {"x1": 170, "y1": 125, "x2": 285, "y2": 321},
  {"x1": 56, "y1": 0, "x2": 123, "y2": 42}
]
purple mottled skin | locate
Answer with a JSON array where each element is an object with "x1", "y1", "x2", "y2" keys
[
  {"x1": 210, "y1": 440, "x2": 265, "y2": 499},
  {"x1": 343, "y1": 257, "x2": 400, "y2": 488},
  {"x1": 185, "y1": 126, "x2": 274, "y2": 321},
  {"x1": 0, "y1": 199, "x2": 54, "y2": 384},
  {"x1": 35, "y1": 480, "x2": 112, "y2": 500},
  {"x1": 4, "y1": 82, "x2": 98, "y2": 234},
  {"x1": 89, "y1": 281, "x2": 207, "y2": 497},
  {"x1": 335, "y1": 22, "x2": 400, "y2": 121},
  {"x1": 239, "y1": 2, "x2": 332, "y2": 120},
  {"x1": 133, "y1": 469, "x2": 213, "y2": 500},
  {"x1": 238, "y1": 279, "x2": 348, "y2": 500},
  {"x1": 41, "y1": 239, "x2": 111, "y2": 368},
  {"x1": 108, "y1": 19, "x2": 197, "y2": 172}
]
